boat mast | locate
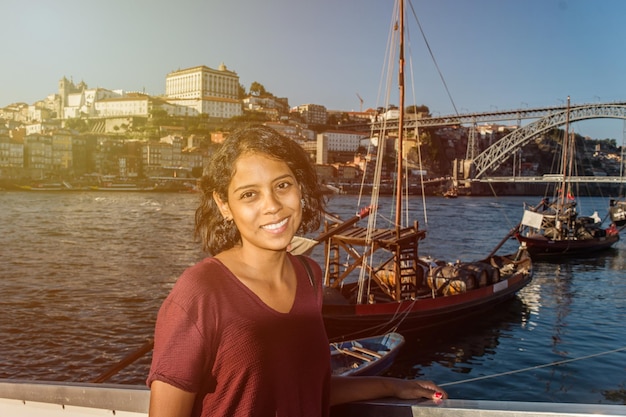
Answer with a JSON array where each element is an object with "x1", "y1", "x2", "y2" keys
[
  {"x1": 558, "y1": 96, "x2": 571, "y2": 209},
  {"x1": 395, "y1": 0, "x2": 405, "y2": 236}
]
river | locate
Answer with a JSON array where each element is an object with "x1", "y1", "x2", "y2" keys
[{"x1": 0, "y1": 191, "x2": 624, "y2": 405}]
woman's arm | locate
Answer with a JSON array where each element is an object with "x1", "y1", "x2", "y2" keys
[
  {"x1": 329, "y1": 376, "x2": 447, "y2": 406},
  {"x1": 149, "y1": 380, "x2": 196, "y2": 417}
]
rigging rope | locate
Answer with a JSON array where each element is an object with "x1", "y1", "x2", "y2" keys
[{"x1": 438, "y1": 346, "x2": 626, "y2": 387}]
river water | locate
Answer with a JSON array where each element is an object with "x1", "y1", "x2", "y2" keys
[{"x1": 0, "y1": 191, "x2": 624, "y2": 405}]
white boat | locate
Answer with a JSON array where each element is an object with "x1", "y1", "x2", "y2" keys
[{"x1": 1, "y1": 379, "x2": 625, "y2": 417}]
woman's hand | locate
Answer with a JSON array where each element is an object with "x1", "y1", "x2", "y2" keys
[
  {"x1": 389, "y1": 378, "x2": 448, "y2": 401},
  {"x1": 330, "y1": 376, "x2": 448, "y2": 406}
]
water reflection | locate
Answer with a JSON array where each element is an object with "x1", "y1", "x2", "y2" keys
[{"x1": 387, "y1": 297, "x2": 531, "y2": 379}]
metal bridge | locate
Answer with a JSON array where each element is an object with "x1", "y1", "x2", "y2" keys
[
  {"x1": 371, "y1": 101, "x2": 626, "y2": 181},
  {"x1": 478, "y1": 175, "x2": 625, "y2": 184}
]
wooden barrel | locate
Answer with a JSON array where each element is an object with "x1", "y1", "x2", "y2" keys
[
  {"x1": 428, "y1": 264, "x2": 475, "y2": 295},
  {"x1": 458, "y1": 263, "x2": 490, "y2": 287}
]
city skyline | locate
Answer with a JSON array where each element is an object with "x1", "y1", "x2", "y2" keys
[{"x1": 2, "y1": 0, "x2": 626, "y2": 141}]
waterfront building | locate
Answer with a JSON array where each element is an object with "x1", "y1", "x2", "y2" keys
[
  {"x1": 51, "y1": 130, "x2": 73, "y2": 171},
  {"x1": 71, "y1": 135, "x2": 95, "y2": 176},
  {"x1": 24, "y1": 134, "x2": 53, "y2": 173},
  {"x1": 181, "y1": 148, "x2": 204, "y2": 174},
  {"x1": 0, "y1": 135, "x2": 24, "y2": 173}
]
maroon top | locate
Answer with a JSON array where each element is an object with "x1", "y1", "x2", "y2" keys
[{"x1": 147, "y1": 254, "x2": 330, "y2": 417}]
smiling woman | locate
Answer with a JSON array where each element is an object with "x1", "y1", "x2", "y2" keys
[
  {"x1": 194, "y1": 125, "x2": 324, "y2": 256},
  {"x1": 146, "y1": 125, "x2": 447, "y2": 417}
]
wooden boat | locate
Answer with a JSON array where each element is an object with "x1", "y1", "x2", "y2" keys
[
  {"x1": 443, "y1": 186, "x2": 458, "y2": 198},
  {"x1": 317, "y1": 0, "x2": 533, "y2": 342},
  {"x1": 515, "y1": 206, "x2": 620, "y2": 257},
  {"x1": 90, "y1": 183, "x2": 155, "y2": 191},
  {"x1": 3, "y1": 379, "x2": 625, "y2": 417},
  {"x1": 514, "y1": 97, "x2": 620, "y2": 257},
  {"x1": 322, "y1": 248, "x2": 532, "y2": 341},
  {"x1": 330, "y1": 332, "x2": 405, "y2": 376}
]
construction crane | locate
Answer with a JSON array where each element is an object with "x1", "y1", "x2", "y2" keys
[{"x1": 356, "y1": 93, "x2": 364, "y2": 112}]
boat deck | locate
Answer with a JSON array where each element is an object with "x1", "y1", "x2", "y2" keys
[{"x1": 332, "y1": 225, "x2": 426, "y2": 248}]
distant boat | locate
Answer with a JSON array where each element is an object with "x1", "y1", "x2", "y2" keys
[
  {"x1": 17, "y1": 181, "x2": 73, "y2": 191},
  {"x1": 90, "y1": 182, "x2": 155, "y2": 191},
  {"x1": 443, "y1": 187, "x2": 458, "y2": 198},
  {"x1": 514, "y1": 97, "x2": 620, "y2": 257},
  {"x1": 330, "y1": 332, "x2": 404, "y2": 376}
]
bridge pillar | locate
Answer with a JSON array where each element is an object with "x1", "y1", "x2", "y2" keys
[{"x1": 452, "y1": 158, "x2": 475, "y2": 188}]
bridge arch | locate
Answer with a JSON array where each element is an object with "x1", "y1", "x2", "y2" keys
[{"x1": 471, "y1": 103, "x2": 626, "y2": 179}]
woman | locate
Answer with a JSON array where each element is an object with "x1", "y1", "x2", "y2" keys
[{"x1": 147, "y1": 125, "x2": 447, "y2": 417}]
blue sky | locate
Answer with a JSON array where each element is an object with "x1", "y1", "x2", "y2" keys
[{"x1": 2, "y1": 0, "x2": 626, "y2": 141}]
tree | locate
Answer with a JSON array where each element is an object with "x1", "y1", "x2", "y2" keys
[
  {"x1": 406, "y1": 104, "x2": 430, "y2": 116},
  {"x1": 249, "y1": 81, "x2": 268, "y2": 97},
  {"x1": 238, "y1": 83, "x2": 247, "y2": 99},
  {"x1": 64, "y1": 118, "x2": 89, "y2": 132}
]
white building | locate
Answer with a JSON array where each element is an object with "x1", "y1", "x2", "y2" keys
[
  {"x1": 63, "y1": 86, "x2": 122, "y2": 119},
  {"x1": 165, "y1": 64, "x2": 242, "y2": 119},
  {"x1": 95, "y1": 94, "x2": 151, "y2": 117},
  {"x1": 319, "y1": 130, "x2": 367, "y2": 152}
]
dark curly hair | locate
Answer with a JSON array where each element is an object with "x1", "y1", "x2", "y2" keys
[{"x1": 195, "y1": 125, "x2": 325, "y2": 255}]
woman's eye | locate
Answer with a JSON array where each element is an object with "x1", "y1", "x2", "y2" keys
[
  {"x1": 240, "y1": 191, "x2": 256, "y2": 199},
  {"x1": 277, "y1": 181, "x2": 292, "y2": 190}
]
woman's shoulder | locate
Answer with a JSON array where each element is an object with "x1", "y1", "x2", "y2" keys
[{"x1": 174, "y1": 257, "x2": 231, "y2": 290}]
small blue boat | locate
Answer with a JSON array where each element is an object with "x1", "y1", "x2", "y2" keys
[{"x1": 330, "y1": 332, "x2": 405, "y2": 376}]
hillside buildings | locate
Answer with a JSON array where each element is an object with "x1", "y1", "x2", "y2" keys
[{"x1": 1, "y1": 63, "x2": 381, "y2": 184}]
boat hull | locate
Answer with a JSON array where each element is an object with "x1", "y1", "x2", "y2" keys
[
  {"x1": 330, "y1": 332, "x2": 405, "y2": 376},
  {"x1": 515, "y1": 233, "x2": 619, "y2": 257},
  {"x1": 322, "y1": 259, "x2": 532, "y2": 342}
]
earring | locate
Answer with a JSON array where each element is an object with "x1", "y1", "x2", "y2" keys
[
  {"x1": 223, "y1": 217, "x2": 233, "y2": 225},
  {"x1": 301, "y1": 198, "x2": 306, "y2": 208}
]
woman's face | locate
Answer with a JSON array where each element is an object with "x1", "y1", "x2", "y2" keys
[{"x1": 215, "y1": 152, "x2": 303, "y2": 253}]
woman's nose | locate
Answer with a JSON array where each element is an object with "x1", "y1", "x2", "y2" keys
[{"x1": 263, "y1": 191, "x2": 282, "y2": 213}]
